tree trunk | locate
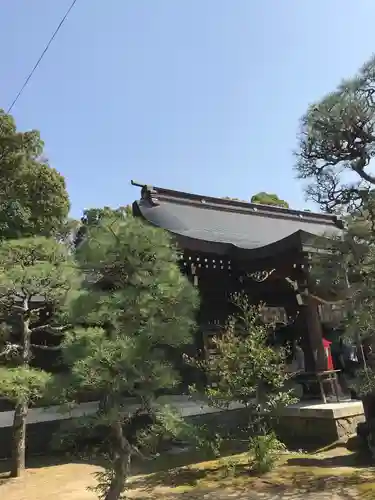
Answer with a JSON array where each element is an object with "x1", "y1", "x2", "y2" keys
[
  {"x1": 10, "y1": 297, "x2": 31, "y2": 478},
  {"x1": 104, "y1": 451, "x2": 131, "y2": 500},
  {"x1": 10, "y1": 400, "x2": 28, "y2": 477},
  {"x1": 104, "y1": 420, "x2": 131, "y2": 500},
  {"x1": 21, "y1": 298, "x2": 31, "y2": 365}
]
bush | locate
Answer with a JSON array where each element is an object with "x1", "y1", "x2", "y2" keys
[{"x1": 249, "y1": 431, "x2": 286, "y2": 474}]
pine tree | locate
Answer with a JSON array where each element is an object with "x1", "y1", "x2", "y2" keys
[
  {"x1": 0, "y1": 237, "x2": 82, "y2": 477},
  {"x1": 62, "y1": 215, "x2": 199, "y2": 500},
  {"x1": 295, "y1": 54, "x2": 375, "y2": 216}
]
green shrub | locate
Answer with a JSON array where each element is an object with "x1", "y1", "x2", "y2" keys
[{"x1": 249, "y1": 431, "x2": 286, "y2": 474}]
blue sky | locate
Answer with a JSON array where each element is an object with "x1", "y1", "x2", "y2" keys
[{"x1": 2, "y1": 1, "x2": 375, "y2": 218}]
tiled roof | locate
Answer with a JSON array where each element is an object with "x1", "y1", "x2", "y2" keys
[{"x1": 131, "y1": 182, "x2": 342, "y2": 258}]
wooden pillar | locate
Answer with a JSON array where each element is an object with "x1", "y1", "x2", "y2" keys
[
  {"x1": 290, "y1": 260, "x2": 325, "y2": 373},
  {"x1": 305, "y1": 295, "x2": 326, "y2": 372},
  {"x1": 293, "y1": 307, "x2": 314, "y2": 372},
  {"x1": 302, "y1": 253, "x2": 326, "y2": 372}
]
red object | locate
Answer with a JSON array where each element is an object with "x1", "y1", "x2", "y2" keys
[{"x1": 322, "y1": 338, "x2": 333, "y2": 371}]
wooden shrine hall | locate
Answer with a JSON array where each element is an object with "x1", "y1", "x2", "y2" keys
[{"x1": 131, "y1": 181, "x2": 344, "y2": 373}]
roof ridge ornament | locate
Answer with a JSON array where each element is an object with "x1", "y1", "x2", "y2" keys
[{"x1": 140, "y1": 184, "x2": 160, "y2": 207}]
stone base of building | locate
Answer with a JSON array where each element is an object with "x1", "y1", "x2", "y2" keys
[
  {"x1": 193, "y1": 400, "x2": 366, "y2": 448},
  {"x1": 274, "y1": 400, "x2": 365, "y2": 447}
]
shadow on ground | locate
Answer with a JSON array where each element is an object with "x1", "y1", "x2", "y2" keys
[
  {"x1": 129, "y1": 470, "x2": 375, "y2": 500},
  {"x1": 1, "y1": 443, "x2": 375, "y2": 499},
  {"x1": 128, "y1": 448, "x2": 375, "y2": 500},
  {"x1": 129, "y1": 462, "x2": 254, "y2": 491},
  {"x1": 0, "y1": 453, "x2": 104, "y2": 474},
  {"x1": 0, "y1": 438, "x2": 248, "y2": 480},
  {"x1": 286, "y1": 451, "x2": 372, "y2": 469}
]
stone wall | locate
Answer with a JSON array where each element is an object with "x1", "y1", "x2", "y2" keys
[
  {"x1": 186, "y1": 408, "x2": 250, "y2": 436},
  {"x1": 0, "y1": 408, "x2": 250, "y2": 460},
  {"x1": 0, "y1": 420, "x2": 60, "y2": 459},
  {"x1": 0, "y1": 401, "x2": 365, "y2": 459}
]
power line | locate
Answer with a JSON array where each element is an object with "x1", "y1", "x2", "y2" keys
[{"x1": 7, "y1": 0, "x2": 78, "y2": 114}]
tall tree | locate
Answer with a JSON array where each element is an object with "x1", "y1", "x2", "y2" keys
[
  {"x1": 0, "y1": 110, "x2": 70, "y2": 239},
  {"x1": 63, "y1": 215, "x2": 199, "y2": 500},
  {"x1": 295, "y1": 54, "x2": 375, "y2": 372},
  {"x1": 251, "y1": 192, "x2": 289, "y2": 208},
  {"x1": 295, "y1": 55, "x2": 375, "y2": 215},
  {"x1": 0, "y1": 237, "x2": 82, "y2": 477}
]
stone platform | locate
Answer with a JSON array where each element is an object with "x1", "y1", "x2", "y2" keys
[{"x1": 275, "y1": 400, "x2": 365, "y2": 446}]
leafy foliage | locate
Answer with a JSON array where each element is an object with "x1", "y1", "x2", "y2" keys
[
  {"x1": 295, "y1": 55, "x2": 375, "y2": 214},
  {"x1": 307, "y1": 214, "x2": 375, "y2": 343},
  {"x1": 0, "y1": 110, "x2": 70, "y2": 239},
  {"x1": 192, "y1": 293, "x2": 293, "y2": 412},
  {"x1": 192, "y1": 424, "x2": 224, "y2": 459},
  {"x1": 249, "y1": 431, "x2": 286, "y2": 474},
  {"x1": 250, "y1": 192, "x2": 289, "y2": 208},
  {"x1": 305, "y1": 198, "x2": 375, "y2": 404},
  {"x1": 222, "y1": 193, "x2": 289, "y2": 208},
  {"x1": 352, "y1": 369, "x2": 375, "y2": 398},
  {"x1": 63, "y1": 214, "x2": 199, "y2": 500},
  {"x1": 0, "y1": 366, "x2": 51, "y2": 403},
  {"x1": 0, "y1": 237, "x2": 81, "y2": 307}
]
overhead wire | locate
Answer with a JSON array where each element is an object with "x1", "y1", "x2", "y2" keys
[{"x1": 7, "y1": 0, "x2": 78, "y2": 113}]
